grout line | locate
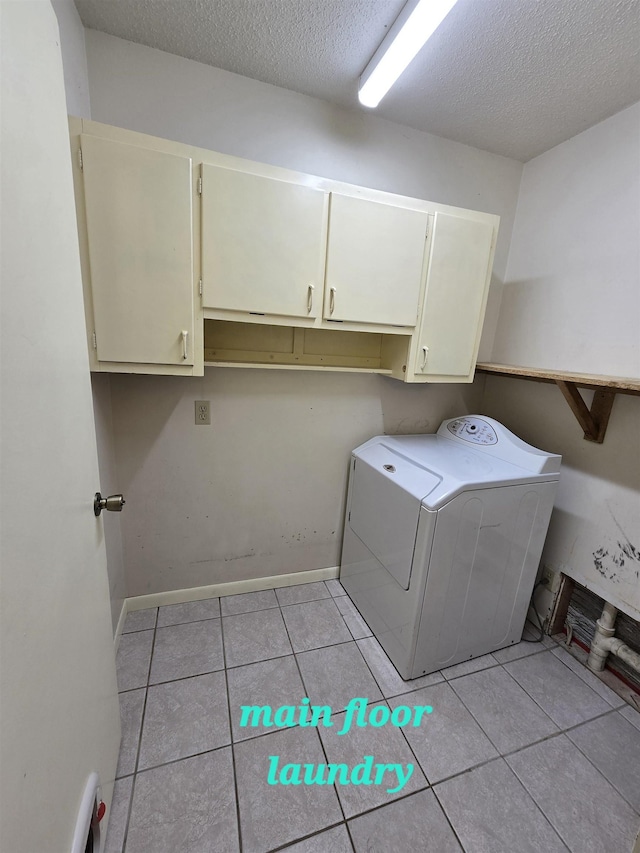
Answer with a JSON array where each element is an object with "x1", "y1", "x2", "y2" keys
[
  {"x1": 219, "y1": 609, "x2": 244, "y2": 852},
  {"x1": 278, "y1": 601, "x2": 352, "y2": 838},
  {"x1": 119, "y1": 606, "x2": 158, "y2": 853},
  {"x1": 155, "y1": 614, "x2": 221, "y2": 629},
  {"x1": 550, "y1": 643, "x2": 631, "y2": 709},
  {"x1": 221, "y1": 605, "x2": 281, "y2": 618},
  {"x1": 265, "y1": 821, "x2": 352, "y2": 853},
  {"x1": 500, "y1": 747, "x2": 584, "y2": 851},
  {"x1": 430, "y1": 759, "x2": 570, "y2": 853},
  {"x1": 123, "y1": 742, "x2": 236, "y2": 778},
  {"x1": 550, "y1": 715, "x2": 640, "y2": 818},
  {"x1": 500, "y1": 650, "x2": 615, "y2": 730}
]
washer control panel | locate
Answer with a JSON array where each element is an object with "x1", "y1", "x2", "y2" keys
[{"x1": 446, "y1": 416, "x2": 498, "y2": 445}]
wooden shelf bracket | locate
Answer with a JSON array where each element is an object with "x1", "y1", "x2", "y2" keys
[
  {"x1": 555, "y1": 381, "x2": 616, "y2": 443},
  {"x1": 476, "y1": 362, "x2": 640, "y2": 444}
]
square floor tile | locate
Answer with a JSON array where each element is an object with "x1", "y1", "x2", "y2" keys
[
  {"x1": 149, "y1": 620, "x2": 224, "y2": 684},
  {"x1": 275, "y1": 581, "x2": 331, "y2": 606},
  {"x1": 104, "y1": 775, "x2": 133, "y2": 853},
  {"x1": 507, "y1": 735, "x2": 638, "y2": 853},
  {"x1": 325, "y1": 579, "x2": 347, "y2": 598},
  {"x1": 281, "y1": 824, "x2": 353, "y2": 852},
  {"x1": 349, "y1": 789, "x2": 461, "y2": 852},
  {"x1": 450, "y1": 666, "x2": 558, "y2": 754},
  {"x1": 220, "y1": 588, "x2": 279, "y2": 616},
  {"x1": 550, "y1": 645, "x2": 626, "y2": 708},
  {"x1": 505, "y1": 651, "x2": 611, "y2": 729},
  {"x1": 568, "y1": 711, "x2": 640, "y2": 811},
  {"x1": 356, "y1": 637, "x2": 443, "y2": 699},
  {"x1": 138, "y1": 671, "x2": 230, "y2": 770},
  {"x1": 334, "y1": 596, "x2": 372, "y2": 640},
  {"x1": 223, "y1": 608, "x2": 292, "y2": 667},
  {"x1": 156, "y1": 597, "x2": 220, "y2": 627},
  {"x1": 620, "y1": 703, "x2": 640, "y2": 731},
  {"x1": 116, "y1": 630, "x2": 154, "y2": 691},
  {"x1": 492, "y1": 638, "x2": 548, "y2": 664},
  {"x1": 296, "y1": 641, "x2": 382, "y2": 712},
  {"x1": 440, "y1": 653, "x2": 498, "y2": 681},
  {"x1": 227, "y1": 655, "x2": 306, "y2": 742},
  {"x1": 319, "y1": 700, "x2": 427, "y2": 818},
  {"x1": 390, "y1": 681, "x2": 498, "y2": 784},
  {"x1": 435, "y1": 758, "x2": 567, "y2": 853},
  {"x1": 235, "y1": 726, "x2": 342, "y2": 853},
  {"x1": 123, "y1": 608, "x2": 157, "y2": 633},
  {"x1": 116, "y1": 688, "x2": 145, "y2": 778},
  {"x1": 281, "y1": 599, "x2": 351, "y2": 653},
  {"x1": 126, "y1": 748, "x2": 238, "y2": 853}
]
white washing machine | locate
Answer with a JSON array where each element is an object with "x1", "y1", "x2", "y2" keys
[{"x1": 339, "y1": 416, "x2": 561, "y2": 679}]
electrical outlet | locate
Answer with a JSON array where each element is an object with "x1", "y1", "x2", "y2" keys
[
  {"x1": 541, "y1": 564, "x2": 560, "y2": 593},
  {"x1": 195, "y1": 400, "x2": 210, "y2": 425}
]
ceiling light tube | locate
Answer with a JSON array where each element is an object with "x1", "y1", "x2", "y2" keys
[{"x1": 358, "y1": 0, "x2": 460, "y2": 108}]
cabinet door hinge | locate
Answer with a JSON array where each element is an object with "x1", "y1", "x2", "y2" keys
[
  {"x1": 197, "y1": 175, "x2": 202, "y2": 195},
  {"x1": 77, "y1": 148, "x2": 83, "y2": 171},
  {"x1": 199, "y1": 279, "x2": 203, "y2": 296},
  {"x1": 92, "y1": 331, "x2": 97, "y2": 349}
]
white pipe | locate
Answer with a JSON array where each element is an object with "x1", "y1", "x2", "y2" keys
[{"x1": 587, "y1": 601, "x2": 640, "y2": 674}]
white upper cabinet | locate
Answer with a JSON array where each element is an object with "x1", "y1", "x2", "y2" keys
[
  {"x1": 201, "y1": 165, "x2": 328, "y2": 320},
  {"x1": 412, "y1": 212, "x2": 494, "y2": 381},
  {"x1": 80, "y1": 134, "x2": 195, "y2": 367},
  {"x1": 72, "y1": 120, "x2": 499, "y2": 382},
  {"x1": 323, "y1": 194, "x2": 429, "y2": 327}
]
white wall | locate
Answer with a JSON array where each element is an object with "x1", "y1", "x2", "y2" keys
[
  {"x1": 50, "y1": 0, "x2": 91, "y2": 118},
  {"x1": 492, "y1": 101, "x2": 640, "y2": 377},
  {"x1": 485, "y1": 103, "x2": 640, "y2": 621},
  {"x1": 84, "y1": 32, "x2": 522, "y2": 596}
]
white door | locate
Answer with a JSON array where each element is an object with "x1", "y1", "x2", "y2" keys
[
  {"x1": 1, "y1": 5, "x2": 121, "y2": 852},
  {"x1": 324, "y1": 193, "x2": 428, "y2": 326},
  {"x1": 201, "y1": 164, "x2": 328, "y2": 319},
  {"x1": 414, "y1": 212, "x2": 494, "y2": 379},
  {"x1": 81, "y1": 135, "x2": 195, "y2": 365}
]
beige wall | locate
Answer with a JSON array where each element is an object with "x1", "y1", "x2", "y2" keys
[
  {"x1": 81, "y1": 31, "x2": 523, "y2": 597},
  {"x1": 110, "y1": 369, "x2": 484, "y2": 596},
  {"x1": 485, "y1": 103, "x2": 640, "y2": 621}
]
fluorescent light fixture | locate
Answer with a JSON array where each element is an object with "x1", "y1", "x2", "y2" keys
[{"x1": 359, "y1": 0, "x2": 460, "y2": 108}]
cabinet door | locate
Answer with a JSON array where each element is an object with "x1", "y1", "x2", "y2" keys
[
  {"x1": 324, "y1": 194, "x2": 428, "y2": 326},
  {"x1": 414, "y1": 212, "x2": 494, "y2": 379},
  {"x1": 81, "y1": 135, "x2": 194, "y2": 365},
  {"x1": 201, "y1": 165, "x2": 327, "y2": 319}
]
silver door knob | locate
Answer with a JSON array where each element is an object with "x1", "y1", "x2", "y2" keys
[{"x1": 94, "y1": 492, "x2": 126, "y2": 516}]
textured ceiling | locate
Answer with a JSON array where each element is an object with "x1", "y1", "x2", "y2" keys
[{"x1": 74, "y1": 0, "x2": 640, "y2": 162}]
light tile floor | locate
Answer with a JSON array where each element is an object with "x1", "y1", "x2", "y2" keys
[{"x1": 107, "y1": 581, "x2": 640, "y2": 853}]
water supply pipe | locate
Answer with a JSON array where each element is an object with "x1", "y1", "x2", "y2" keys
[{"x1": 587, "y1": 601, "x2": 640, "y2": 674}]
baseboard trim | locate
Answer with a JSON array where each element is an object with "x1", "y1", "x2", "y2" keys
[{"x1": 125, "y1": 566, "x2": 340, "y2": 613}]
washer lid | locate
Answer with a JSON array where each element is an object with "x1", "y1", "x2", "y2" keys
[{"x1": 353, "y1": 432, "x2": 560, "y2": 511}]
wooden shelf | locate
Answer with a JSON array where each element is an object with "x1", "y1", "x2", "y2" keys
[{"x1": 476, "y1": 362, "x2": 640, "y2": 443}]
